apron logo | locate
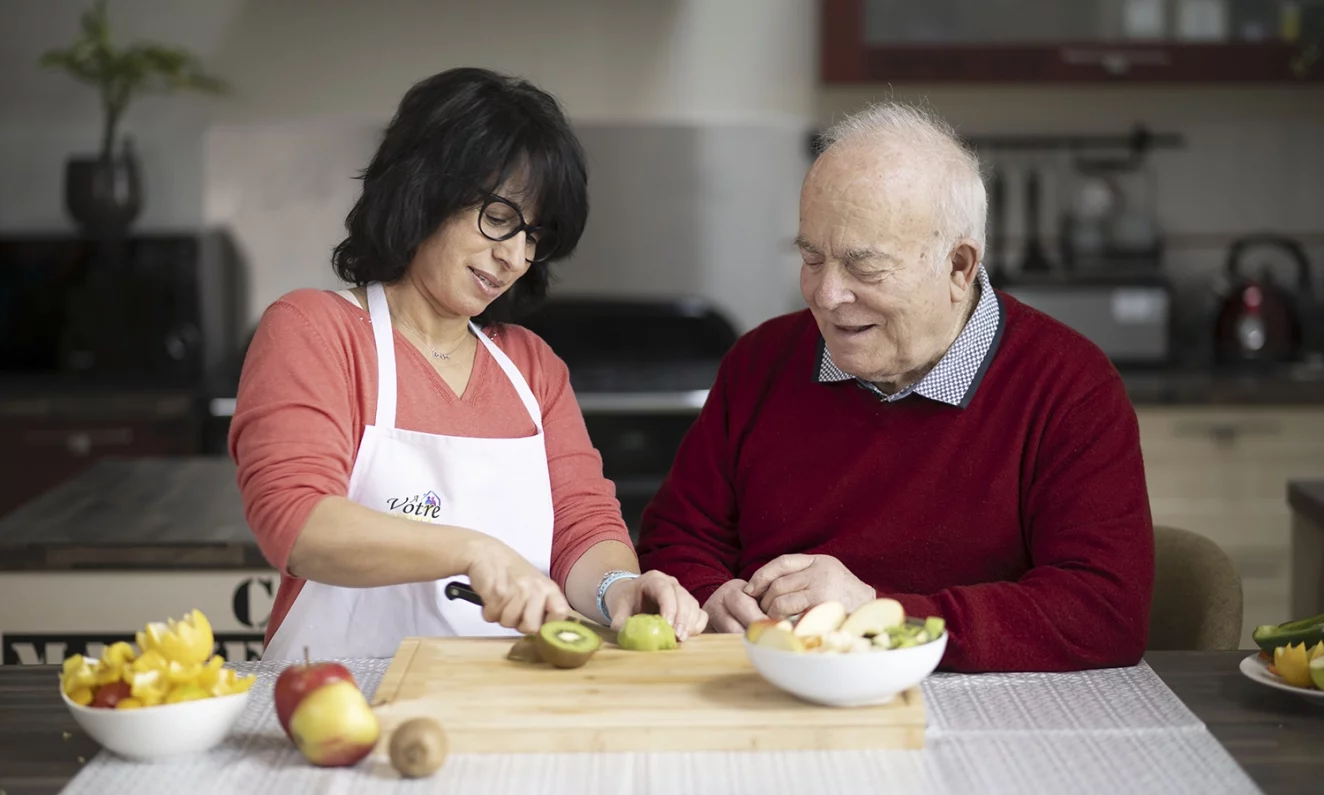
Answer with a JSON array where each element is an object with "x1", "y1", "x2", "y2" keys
[{"x1": 385, "y1": 490, "x2": 443, "y2": 522}]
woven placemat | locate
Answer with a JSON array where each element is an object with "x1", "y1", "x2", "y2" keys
[{"x1": 59, "y1": 658, "x2": 1249, "y2": 795}]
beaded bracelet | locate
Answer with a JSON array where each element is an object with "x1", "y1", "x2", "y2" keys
[{"x1": 596, "y1": 570, "x2": 640, "y2": 624}]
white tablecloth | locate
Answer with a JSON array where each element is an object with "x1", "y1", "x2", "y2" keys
[{"x1": 59, "y1": 658, "x2": 1263, "y2": 795}]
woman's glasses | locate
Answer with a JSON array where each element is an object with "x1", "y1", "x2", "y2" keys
[{"x1": 477, "y1": 194, "x2": 554, "y2": 264}]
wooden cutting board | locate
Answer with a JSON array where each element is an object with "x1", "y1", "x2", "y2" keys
[{"x1": 369, "y1": 634, "x2": 927, "y2": 753}]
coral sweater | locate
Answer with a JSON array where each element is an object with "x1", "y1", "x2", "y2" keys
[
  {"x1": 229, "y1": 289, "x2": 632, "y2": 644},
  {"x1": 636, "y1": 294, "x2": 1155, "y2": 673}
]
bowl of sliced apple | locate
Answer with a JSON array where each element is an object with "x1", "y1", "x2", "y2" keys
[{"x1": 741, "y1": 598, "x2": 947, "y2": 708}]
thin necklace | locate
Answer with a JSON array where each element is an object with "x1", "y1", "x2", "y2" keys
[{"x1": 389, "y1": 304, "x2": 470, "y2": 361}]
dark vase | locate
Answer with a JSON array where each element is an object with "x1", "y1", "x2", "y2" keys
[{"x1": 64, "y1": 141, "x2": 142, "y2": 238}]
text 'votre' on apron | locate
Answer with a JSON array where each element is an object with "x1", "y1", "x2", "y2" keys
[{"x1": 261, "y1": 281, "x2": 555, "y2": 661}]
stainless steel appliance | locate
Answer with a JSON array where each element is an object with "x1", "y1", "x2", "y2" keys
[
  {"x1": 1001, "y1": 275, "x2": 1174, "y2": 368},
  {"x1": 519, "y1": 297, "x2": 739, "y2": 538}
]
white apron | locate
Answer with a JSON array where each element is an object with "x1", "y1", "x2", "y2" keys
[{"x1": 261, "y1": 281, "x2": 555, "y2": 661}]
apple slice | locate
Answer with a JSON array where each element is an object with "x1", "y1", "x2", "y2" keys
[
  {"x1": 839, "y1": 598, "x2": 906, "y2": 638},
  {"x1": 792, "y1": 601, "x2": 847, "y2": 638},
  {"x1": 755, "y1": 626, "x2": 806, "y2": 652},
  {"x1": 745, "y1": 618, "x2": 780, "y2": 644}
]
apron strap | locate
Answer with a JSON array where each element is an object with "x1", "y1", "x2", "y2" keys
[
  {"x1": 366, "y1": 282, "x2": 398, "y2": 430},
  {"x1": 472, "y1": 324, "x2": 543, "y2": 433}
]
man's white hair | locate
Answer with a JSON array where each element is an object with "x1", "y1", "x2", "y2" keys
[{"x1": 818, "y1": 101, "x2": 987, "y2": 272}]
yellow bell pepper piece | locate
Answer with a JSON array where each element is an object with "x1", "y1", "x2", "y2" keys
[
  {"x1": 1308, "y1": 641, "x2": 1324, "y2": 663},
  {"x1": 1274, "y1": 642, "x2": 1314, "y2": 688},
  {"x1": 166, "y1": 683, "x2": 209, "y2": 703},
  {"x1": 115, "y1": 697, "x2": 144, "y2": 710},
  {"x1": 61, "y1": 654, "x2": 86, "y2": 678},
  {"x1": 61, "y1": 658, "x2": 99, "y2": 695},
  {"x1": 129, "y1": 669, "x2": 168, "y2": 707},
  {"x1": 132, "y1": 649, "x2": 169, "y2": 674},
  {"x1": 166, "y1": 660, "x2": 202, "y2": 685},
  {"x1": 95, "y1": 663, "x2": 125, "y2": 686},
  {"x1": 100, "y1": 641, "x2": 137, "y2": 667},
  {"x1": 196, "y1": 655, "x2": 226, "y2": 689},
  {"x1": 68, "y1": 687, "x2": 94, "y2": 706},
  {"x1": 138, "y1": 609, "x2": 215, "y2": 665}
]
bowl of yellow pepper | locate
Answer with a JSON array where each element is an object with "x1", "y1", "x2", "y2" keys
[{"x1": 59, "y1": 609, "x2": 257, "y2": 761}]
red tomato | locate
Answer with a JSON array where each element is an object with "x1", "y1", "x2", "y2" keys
[{"x1": 91, "y1": 681, "x2": 132, "y2": 709}]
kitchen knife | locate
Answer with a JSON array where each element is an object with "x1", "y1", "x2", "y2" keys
[
  {"x1": 443, "y1": 580, "x2": 483, "y2": 606},
  {"x1": 442, "y1": 579, "x2": 618, "y2": 644}
]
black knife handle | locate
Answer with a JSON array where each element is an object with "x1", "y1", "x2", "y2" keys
[{"x1": 444, "y1": 580, "x2": 484, "y2": 606}]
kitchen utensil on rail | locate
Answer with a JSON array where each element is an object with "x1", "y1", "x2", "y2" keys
[
  {"x1": 1214, "y1": 233, "x2": 1312, "y2": 366},
  {"x1": 1020, "y1": 167, "x2": 1053, "y2": 274},
  {"x1": 985, "y1": 163, "x2": 1008, "y2": 287}
]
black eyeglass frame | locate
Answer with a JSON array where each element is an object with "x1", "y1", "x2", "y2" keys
[{"x1": 476, "y1": 194, "x2": 554, "y2": 264}]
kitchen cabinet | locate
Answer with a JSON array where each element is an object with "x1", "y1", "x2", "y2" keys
[
  {"x1": 1135, "y1": 405, "x2": 1324, "y2": 648},
  {"x1": 823, "y1": 0, "x2": 1324, "y2": 83}
]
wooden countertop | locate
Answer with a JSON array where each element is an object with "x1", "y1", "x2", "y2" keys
[
  {"x1": 0, "y1": 651, "x2": 1320, "y2": 795},
  {"x1": 0, "y1": 457, "x2": 265, "y2": 571},
  {"x1": 1289, "y1": 480, "x2": 1324, "y2": 530}
]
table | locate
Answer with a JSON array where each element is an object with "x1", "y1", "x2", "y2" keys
[
  {"x1": 0, "y1": 458, "x2": 273, "y2": 666},
  {"x1": 1, "y1": 651, "x2": 1320, "y2": 794}
]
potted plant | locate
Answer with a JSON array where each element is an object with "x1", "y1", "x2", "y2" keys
[{"x1": 38, "y1": 0, "x2": 228, "y2": 238}]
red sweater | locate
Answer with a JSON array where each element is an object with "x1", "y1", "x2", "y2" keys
[{"x1": 636, "y1": 294, "x2": 1154, "y2": 673}]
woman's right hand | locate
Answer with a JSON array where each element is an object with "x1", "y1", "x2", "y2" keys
[{"x1": 465, "y1": 537, "x2": 571, "y2": 634}]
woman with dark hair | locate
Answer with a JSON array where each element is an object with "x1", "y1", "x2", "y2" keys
[{"x1": 229, "y1": 68, "x2": 705, "y2": 661}]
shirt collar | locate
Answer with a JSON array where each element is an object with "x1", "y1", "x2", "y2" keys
[{"x1": 813, "y1": 264, "x2": 1004, "y2": 408}]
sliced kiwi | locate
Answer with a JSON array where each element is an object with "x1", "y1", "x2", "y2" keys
[
  {"x1": 535, "y1": 620, "x2": 602, "y2": 669},
  {"x1": 506, "y1": 634, "x2": 542, "y2": 663}
]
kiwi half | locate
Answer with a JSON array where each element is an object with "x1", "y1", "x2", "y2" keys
[
  {"x1": 506, "y1": 634, "x2": 542, "y2": 663},
  {"x1": 535, "y1": 620, "x2": 602, "y2": 669}
]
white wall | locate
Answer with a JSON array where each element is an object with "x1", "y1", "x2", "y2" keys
[
  {"x1": 0, "y1": 0, "x2": 816, "y2": 332},
  {"x1": 6, "y1": 0, "x2": 1320, "y2": 337}
]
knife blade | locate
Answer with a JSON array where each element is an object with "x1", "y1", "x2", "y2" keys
[{"x1": 443, "y1": 579, "x2": 617, "y2": 644}]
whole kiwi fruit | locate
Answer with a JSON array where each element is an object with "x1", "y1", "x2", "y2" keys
[
  {"x1": 389, "y1": 717, "x2": 448, "y2": 778},
  {"x1": 535, "y1": 620, "x2": 602, "y2": 669}
]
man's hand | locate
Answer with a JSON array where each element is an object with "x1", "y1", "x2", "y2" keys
[
  {"x1": 702, "y1": 579, "x2": 768, "y2": 633},
  {"x1": 744, "y1": 554, "x2": 875, "y2": 619}
]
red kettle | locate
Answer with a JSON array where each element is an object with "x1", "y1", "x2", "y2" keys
[{"x1": 1214, "y1": 234, "x2": 1311, "y2": 366}]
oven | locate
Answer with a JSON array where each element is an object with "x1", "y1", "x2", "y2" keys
[{"x1": 519, "y1": 297, "x2": 739, "y2": 538}]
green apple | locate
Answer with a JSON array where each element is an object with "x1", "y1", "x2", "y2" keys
[{"x1": 1310, "y1": 657, "x2": 1324, "y2": 690}]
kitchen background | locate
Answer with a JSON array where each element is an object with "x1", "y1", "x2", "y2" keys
[{"x1": 1, "y1": 0, "x2": 1322, "y2": 656}]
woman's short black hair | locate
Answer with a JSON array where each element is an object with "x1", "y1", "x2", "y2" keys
[{"x1": 331, "y1": 67, "x2": 589, "y2": 324}]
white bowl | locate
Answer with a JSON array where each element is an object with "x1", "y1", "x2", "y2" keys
[
  {"x1": 742, "y1": 629, "x2": 947, "y2": 708},
  {"x1": 61, "y1": 685, "x2": 251, "y2": 762}
]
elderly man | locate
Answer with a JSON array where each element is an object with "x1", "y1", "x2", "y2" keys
[{"x1": 635, "y1": 102, "x2": 1154, "y2": 673}]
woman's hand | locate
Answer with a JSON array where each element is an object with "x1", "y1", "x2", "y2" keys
[
  {"x1": 465, "y1": 537, "x2": 571, "y2": 634},
  {"x1": 604, "y1": 570, "x2": 708, "y2": 641}
]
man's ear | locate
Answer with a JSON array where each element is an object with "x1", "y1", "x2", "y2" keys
[{"x1": 948, "y1": 239, "x2": 981, "y2": 303}]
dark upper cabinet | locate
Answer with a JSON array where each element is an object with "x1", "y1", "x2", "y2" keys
[{"x1": 822, "y1": 0, "x2": 1324, "y2": 83}]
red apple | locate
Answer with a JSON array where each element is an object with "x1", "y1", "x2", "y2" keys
[
  {"x1": 273, "y1": 649, "x2": 355, "y2": 739},
  {"x1": 90, "y1": 681, "x2": 131, "y2": 709},
  {"x1": 273, "y1": 648, "x2": 379, "y2": 767},
  {"x1": 288, "y1": 680, "x2": 381, "y2": 767}
]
